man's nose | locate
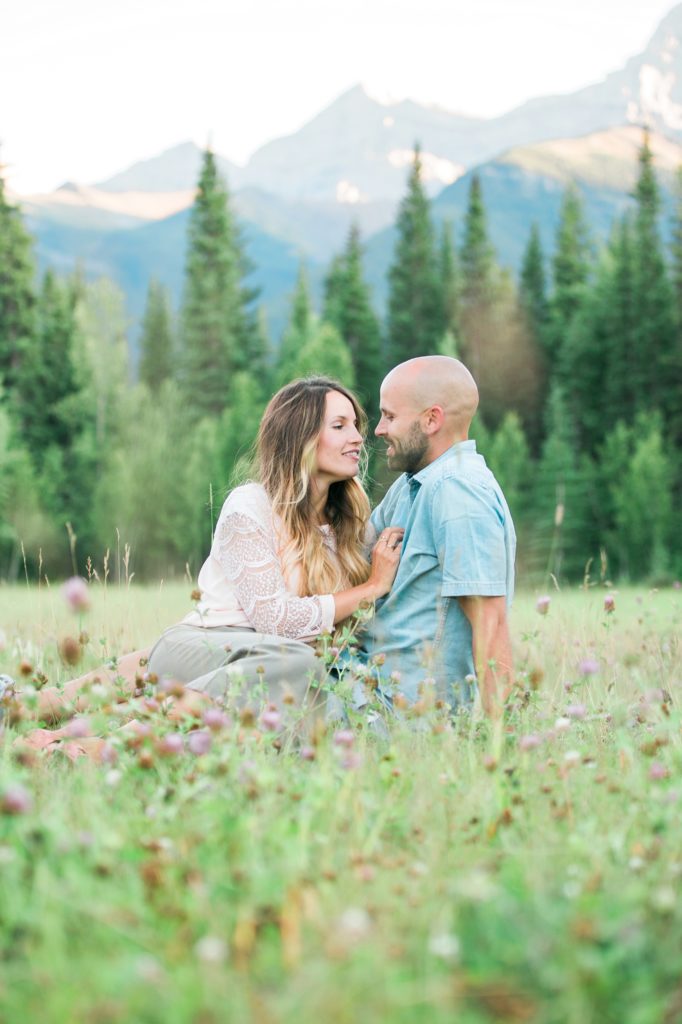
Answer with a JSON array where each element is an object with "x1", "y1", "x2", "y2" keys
[{"x1": 375, "y1": 418, "x2": 386, "y2": 437}]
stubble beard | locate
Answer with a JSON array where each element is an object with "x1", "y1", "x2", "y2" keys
[{"x1": 386, "y1": 421, "x2": 429, "y2": 474}]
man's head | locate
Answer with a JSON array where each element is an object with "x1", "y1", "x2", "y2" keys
[{"x1": 375, "y1": 356, "x2": 479, "y2": 473}]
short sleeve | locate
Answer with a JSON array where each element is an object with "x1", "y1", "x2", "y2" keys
[{"x1": 435, "y1": 478, "x2": 509, "y2": 598}]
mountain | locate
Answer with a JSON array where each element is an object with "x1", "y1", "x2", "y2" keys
[
  {"x1": 363, "y1": 125, "x2": 682, "y2": 311},
  {"x1": 25, "y1": 206, "x2": 323, "y2": 347},
  {"x1": 13, "y1": 3, "x2": 682, "y2": 349},
  {"x1": 95, "y1": 141, "x2": 241, "y2": 193}
]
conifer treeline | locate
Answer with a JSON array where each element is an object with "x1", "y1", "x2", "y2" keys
[{"x1": 1, "y1": 138, "x2": 681, "y2": 583}]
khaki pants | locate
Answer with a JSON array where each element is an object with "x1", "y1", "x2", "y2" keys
[{"x1": 148, "y1": 623, "x2": 326, "y2": 715}]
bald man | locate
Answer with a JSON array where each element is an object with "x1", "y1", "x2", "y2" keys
[{"x1": 364, "y1": 356, "x2": 516, "y2": 718}]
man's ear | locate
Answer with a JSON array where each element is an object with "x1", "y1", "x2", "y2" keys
[{"x1": 422, "y1": 405, "x2": 445, "y2": 434}]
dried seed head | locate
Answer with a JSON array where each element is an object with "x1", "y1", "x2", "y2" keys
[{"x1": 59, "y1": 636, "x2": 82, "y2": 667}]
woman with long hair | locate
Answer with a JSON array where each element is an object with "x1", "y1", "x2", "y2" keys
[{"x1": 12, "y1": 377, "x2": 402, "y2": 743}]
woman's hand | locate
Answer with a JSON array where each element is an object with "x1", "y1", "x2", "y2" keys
[
  {"x1": 332, "y1": 527, "x2": 404, "y2": 624},
  {"x1": 368, "y1": 527, "x2": 404, "y2": 597}
]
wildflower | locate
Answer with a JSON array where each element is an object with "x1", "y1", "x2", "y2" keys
[
  {"x1": 336, "y1": 907, "x2": 371, "y2": 941},
  {"x1": 651, "y1": 886, "x2": 676, "y2": 913},
  {"x1": 333, "y1": 729, "x2": 355, "y2": 748},
  {"x1": 1, "y1": 783, "x2": 32, "y2": 815},
  {"x1": 649, "y1": 761, "x2": 669, "y2": 781},
  {"x1": 203, "y1": 708, "x2": 230, "y2": 732},
  {"x1": 187, "y1": 730, "x2": 212, "y2": 756},
  {"x1": 519, "y1": 734, "x2": 542, "y2": 751},
  {"x1": 578, "y1": 658, "x2": 599, "y2": 676},
  {"x1": 564, "y1": 750, "x2": 581, "y2": 766},
  {"x1": 342, "y1": 751, "x2": 363, "y2": 771},
  {"x1": 157, "y1": 678, "x2": 185, "y2": 698},
  {"x1": 299, "y1": 746, "x2": 316, "y2": 761},
  {"x1": 604, "y1": 593, "x2": 616, "y2": 614},
  {"x1": 135, "y1": 955, "x2": 166, "y2": 983},
  {"x1": 100, "y1": 742, "x2": 117, "y2": 765},
  {"x1": 259, "y1": 706, "x2": 282, "y2": 732},
  {"x1": 428, "y1": 932, "x2": 460, "y2": 961},
  {"x1": 62, "y1": 576, "x2": 91, "y2": 613},
  {"x1": 536, "y1": 595, "x2": 551, "y2": 616},
  {"x1": 554, "y1": 716, "x2": 571, "y2": 732},
  {"x1": 156, "y1": 733, "x2": 184, "y2": 757},
  {"x1": 194, "y1": 936, "x2": 228, "y2": 964},
  {"x1": 389, "y1": 670, "x2": 402, "y2": 685},
  {"x1": 566, "y1": 704, "x2": 587, "y2": 720}
]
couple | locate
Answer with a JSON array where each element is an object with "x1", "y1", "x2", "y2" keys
[{"x1": 24, "y1": 355, "x2": 516, "y2": 741}]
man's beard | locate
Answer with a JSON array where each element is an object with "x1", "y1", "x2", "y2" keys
[{"x1": 386, "y1": 421, "x2": 429, "y2": 473}]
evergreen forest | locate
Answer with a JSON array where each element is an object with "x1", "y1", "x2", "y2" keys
[{"x1": 1, "y1": 136, "x2": 681, "y2": 584}]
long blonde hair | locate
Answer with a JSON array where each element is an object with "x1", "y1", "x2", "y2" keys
[{"x1": 256, "y1": 377, "x2": 371, "y2": 596}]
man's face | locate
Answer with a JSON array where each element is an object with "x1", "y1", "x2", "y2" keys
[{"x1": 375, "y1": 386, "x2": 429, "y2": 473}]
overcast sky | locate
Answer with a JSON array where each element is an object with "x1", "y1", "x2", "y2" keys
[{"x1": 1, "y1": 0, "x2": 677, "y2": 193}]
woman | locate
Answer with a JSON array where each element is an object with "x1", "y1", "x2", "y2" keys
[{"x1": 13, "y1": 377, "x2": 402, "y2": 742}]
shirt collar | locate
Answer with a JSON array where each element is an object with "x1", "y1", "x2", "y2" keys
[{"x1": 406, "y1": 439, "x2": 477, "y2": 489}]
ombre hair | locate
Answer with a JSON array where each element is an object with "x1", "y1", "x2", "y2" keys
[{"x1": 255, "y1": 377, "x2": 371, "y2": 597}]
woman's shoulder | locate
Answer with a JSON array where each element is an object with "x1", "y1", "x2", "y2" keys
[{"x1": 220, "y1": 481, "x2": 272, "y2": 522}]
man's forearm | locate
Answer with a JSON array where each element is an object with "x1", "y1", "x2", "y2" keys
[
  {"x1": 458, "y1": 596, "x2": 514, "y2": 717},
  {"x1": 478, "y1": 619, "x2": 514, "y2": 716}
]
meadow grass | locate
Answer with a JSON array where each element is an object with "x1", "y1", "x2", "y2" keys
[{"x1": 0, "y1": 583, "x2": 680, "y2": 1024}]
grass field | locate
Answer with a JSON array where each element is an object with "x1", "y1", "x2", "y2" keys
[{"x1": 0, "y1": 582, "x2": 681, "y2": 1024}]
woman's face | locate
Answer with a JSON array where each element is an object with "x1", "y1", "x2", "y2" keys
[{"x1": 313, "y1": 390, "x2": 363, "y2": 485}]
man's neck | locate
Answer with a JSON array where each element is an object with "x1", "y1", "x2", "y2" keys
[{"x1": 423, "y1": 432, "x2": 468, "y2": 468}]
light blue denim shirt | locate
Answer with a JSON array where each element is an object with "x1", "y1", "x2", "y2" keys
[{"x1": 363, "y1": 440, "x2": 516, "y2": 709}]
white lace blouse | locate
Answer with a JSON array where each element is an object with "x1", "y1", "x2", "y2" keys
[{"x1": 183, "y1": 482, "x2": 336, "y2": 641}]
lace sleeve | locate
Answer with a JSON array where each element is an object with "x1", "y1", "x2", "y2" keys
[{"x1": 213, "y1": 511, "x2": 335, "y2": 640}]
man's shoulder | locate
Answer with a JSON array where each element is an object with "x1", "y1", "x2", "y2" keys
[{"x1": 425, "y1": 461, "x2": 511, "y2": 526}]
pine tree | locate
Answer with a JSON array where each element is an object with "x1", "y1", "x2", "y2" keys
[
  {"x1": 0, "y1": 173, "x2": 36, "y2": 400},
  {"x1": 670, "y1": 165, "x2": 682, "y2": 324},
  {"x1": 15, "y1": 272, "x2": 81, "y2": 462},
  {"x1": 217, "y1": 371, "x2": 266, "y2": 488},
  {"x1": 557, "y1": 247, "x2": 614, "y2": 453},
  {"x1": 323, "y1": 225, "x2": 383, "y2": 418},
  {"x1": 439, "y1": 220, "x2": 461, "y2": 342},
  {"x1": 603, "y1": 216, "x2": 637, "y2": 427},
  {"x1": 519, "y1": 223, "x2": 548, "y2": 335},
  {"x1": 487, "y1": 412, "x2": 532, "y2": 521},
  {"x1": 276, "y1": 264, "x2": 314, "y2": 387},
  {"x1": 531, "y1": 386, "x2": 598, "y2": 582},
  {"x1": 458, "y1": 173, "x2": 498, "y2": 386},
  {"x1": 631, "y1": 133, "x2": 681, "y2": 438},
  {"x1": 547, "y1": 186, "x2": 592, "y2": 367},
  {"x1": 138, "y1": 278, "x2": 175, "y2": 393},
  {"x1": 611, "y1": 415, "x2": 673, "y2": 579},
  {"x1": 386, "y1": 146, "x2": 444, "y2": 365},
  {"x1": 460, "y1": 174, "x2": 495, "y2": 311},
  {"x1": 179, "y1": 148, "x2": 256, "y2": 418},
  {"x1": 289, "y1": 322, "x2": 355, "y2": 387}
]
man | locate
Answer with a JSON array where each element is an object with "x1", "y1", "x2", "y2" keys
[{"x1": 364, "y1": 355, "x2": 516, "y2": 718}]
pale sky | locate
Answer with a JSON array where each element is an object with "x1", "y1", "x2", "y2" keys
[{"x1": 1, "y1": 0, "x2": 678, "y2": 193}]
